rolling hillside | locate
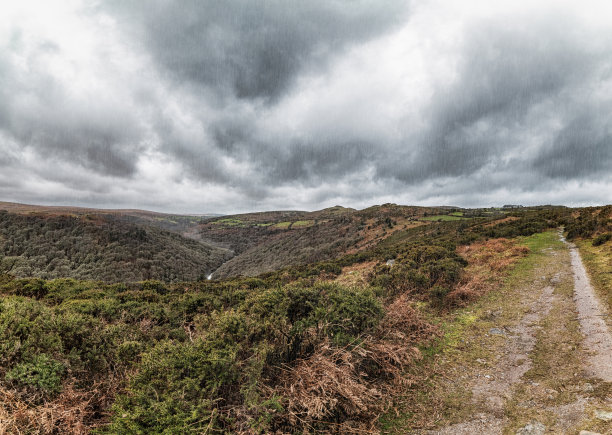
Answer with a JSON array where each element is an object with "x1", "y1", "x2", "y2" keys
[
  {"x1": 0, "y1": 201, "x2": 514, "y2": 282},
  {"x1": 0, "y1": 203, "x2": 587, "y2": 434},
  {"x1": 0, "y1": 208, "x2": 232, "y2": 282},
  {"x1": 203, "y1": 204, "x2": 474, "y2": 278}
]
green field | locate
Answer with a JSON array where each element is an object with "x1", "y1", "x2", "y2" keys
[
  {"x1": 291, "y1": 219, "x2": 314, "y2": 228},
  {"x1": 273, "y1": 221, "x2": 292, "y2": 228},
  {"x1": 420, "y1": 214, "x2": 466, "y2": 221},
  {"x1": 212, "y1": 218, "x2": 245, "y2": 226}
]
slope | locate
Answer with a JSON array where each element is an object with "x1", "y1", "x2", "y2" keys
[{"x1": 0, "y1": 210, "x2": 232, "y2": 282}]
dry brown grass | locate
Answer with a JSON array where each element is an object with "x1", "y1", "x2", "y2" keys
[
  {"x1": 0, "y1": 372, "x2": 125, "y2": 435},
  {"x1": 0, "y1": 384, "x2": 100, "y2": 434},
  {"x1": 271, "y1": 295, "x2": 439, "y2": 433},
  {"x1": 334, "y1": 261, "x2": 378, "y2": 288},
  {"x1": 275, "y1": 342, "x2": 383, "y2": 428},
  {"x1": 447, "y1": 238, "x2": 530, "y2": 307}
]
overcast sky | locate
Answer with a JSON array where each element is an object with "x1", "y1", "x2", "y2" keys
[{"x1": 1, "y1": 0, "x2": 611, "y2": 214}]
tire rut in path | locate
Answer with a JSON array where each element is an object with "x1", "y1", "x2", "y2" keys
[
  {"x1": 562, "y1": 233, "x2": 612, "y2": 382},
  {"x1": 426, "y1": 231, "x2": 612, "y2": 434},
  {"x1": 427, "y1": 257, "x2": 559, "y2": 434}
]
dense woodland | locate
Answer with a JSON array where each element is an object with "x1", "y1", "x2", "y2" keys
[
  {"x1": 0, "y1": 211, "x2": 231, "y2": 282},
  {"x1": 2, "y1": 203, "x2": 606, "y2": 433}
]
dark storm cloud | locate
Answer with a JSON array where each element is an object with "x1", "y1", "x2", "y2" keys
[
  {"x1": 264, "y1": 141, "x2": 374, "y2": 184},
  {"x1": 533, "y1": 112, "x2": 612, "y2": 178},
  {"x1": 0, "y1": 33, "x2": 143, "y2": 178},
  {"x1": 210, "y1": 119, "x2": 375, "y2": 184},
  {"x1": 89, "y1": 0, "x2": 409, "y2": 194},
  {"x1": 106, "y1": 0, "x2": 409, "y2": 102},
  {"x1": 382, "y1": 16, "x2": 611, "y2": 188}
]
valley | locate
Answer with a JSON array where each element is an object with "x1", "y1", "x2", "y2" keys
[{"x1": 0, "y1": 202, "x2": 610, "y2": 434}]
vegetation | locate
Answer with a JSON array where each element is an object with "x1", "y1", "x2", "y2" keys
[
  {"x1": 0, "y1": 210, "x2": 231, "y2": 282},
  {"x1": 5, "y1": 202, "x2": 612, "y2": 433},
  {"x1": 420, "y1": 214, "x2": 466, "y2": 221},
  {"x1": 565, "y1": 205, "x2": 612, "y2": 240}
]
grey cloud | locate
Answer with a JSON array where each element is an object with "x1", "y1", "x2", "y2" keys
[
  {"x1": 164, "y1": 6, "x2": 612, "y2": 202},
  {"x1": 105, "y1": 0, "x2": 409, "y2": 102},
  {"x1": 210, "y1": 119, "x2": 375, "y2": 184},
  {"x1": 101, "y1": 0, "x2": 410, "y2": 192},
  {"x1": 9, "y1": 116, "x2": 141, "y2": 178},
  {"x1": 152, "y1": 114, "x2": 232, "y2": 185},
  {"x1": 260, "y1": 140, "x2": 375, "y2": 185},
  {"x1": 0, "y1": 44, "x2": 143, "y2": 178},
  {"x1": 533, "y1": 112, "x2": 612, "y2": 178},
  {"x1": 380, "y1": 15, "x2": 612, "y2": 192}
]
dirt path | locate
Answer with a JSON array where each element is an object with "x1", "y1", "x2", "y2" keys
[
  {"x1": 419, "y1": 231, "x2": 612, "y2": 435},
  {"x1": 562, "y1": 234, "x2": 612, "y2": 382}
]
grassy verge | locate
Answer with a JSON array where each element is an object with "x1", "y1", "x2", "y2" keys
[
  {"x1": 272, "y1": 221, "x2": 291, "y2": 229},
  {"x1": 574, "y1": 239, "x2": 612, "y2": 317},
  {"x1": 420, "y1": 215, "x2": 466, "y2": 222},
  {"x1": 502, "y1": 240, "x2": 585, "y2": 433},
  {"x1": 291, "y1": 220, "x2": 314, "y2": 228},
  {"x1": 381, "y1": 231, "x2": 561, "y2": 432}
]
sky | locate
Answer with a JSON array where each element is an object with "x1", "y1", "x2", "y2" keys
[{"x1": 1, "y1": 0, "x2": 611, "y2": 214}]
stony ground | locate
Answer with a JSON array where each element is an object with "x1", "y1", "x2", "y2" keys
[{"x1": 404, "y1": 231, "x2": 612, "y2": 435}]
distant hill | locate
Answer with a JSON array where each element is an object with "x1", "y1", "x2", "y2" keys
[
  {"x1": 0, "y1": 208, "x2": 232, "y2": 282},
  {"x1": 0, "y1": 201, "x2": 509, "y2": 282},
  {"x1": 201, "y1": 204, "x2": 440, "y2": 278}
]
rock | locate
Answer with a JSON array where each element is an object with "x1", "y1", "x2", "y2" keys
[
  {"x1": 489, "y1": 327, "x2": 506, "y2": 335},
  {"x1": 594, "y1": 409, "x2": 612, "y2": 421},
  {"x1": 385, "y1": 259, "x2": 395, "y2": 266},
  {"x1": 485, "y1": 309, "x2": 502, "y2": 319},
  {"x1": 545, "y1": 388, "x2": 558, "y2": 399},
  {"x1": 583, "y1": 382, "x2": 594, "y2": 392},
  {"x1": 516, "y1": 422, "x2": 546, "y2": 435}
]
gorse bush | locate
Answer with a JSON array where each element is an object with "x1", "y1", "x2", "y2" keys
[
  {"x1": 370, "y1": 241, "x2": 467, "y2": 302},
  {"x1": 565, "y1": 206, "x2": 611, "y2": 240},
  {"x1": 109, "y1": 339, "x2": 240, "y2": 434},
  {"x1": 0, "y1": 272, "x2": 389, "y2": 433},
  {"x1": 105, "y1": 281, "x2": 385, "y2": 433},
  {"x1": 6, "y1": 354, "x2": 65, "y2": 394},
  {"x1": 593, "y1": 232, "x2": 612, "y2": 246},
  {"x1": 0, "y1": 296, "x2": 110, "y2": 377}
]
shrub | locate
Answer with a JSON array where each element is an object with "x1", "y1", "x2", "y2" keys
[
  {"x1": 0, "y1": 297, "x2": 61, "y2": 366},
  {"x1": 593, "y1": 233, "x2": 612, "y2": 246},
  {"x1": 52, "y1": 312, "x2": 109, "y2": 372},
  {"x1": 429, "y1": 285, "x2": 451, "y2": 304},
  {"x1": 116, "y1": 341, "x2": 145, "y2": 364},
  {"x1": 6, "y1": 354, "x2": 65, "y2": 394},
  {"x1": 108, "y1": 339, "x2": 239, "y2": 434},
  {"x1": 12, "y1": 278, "x2": 48, "y2": 299},
  {"x1": 312, "y1": 283, "x2": 383, "y2": 344}
]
